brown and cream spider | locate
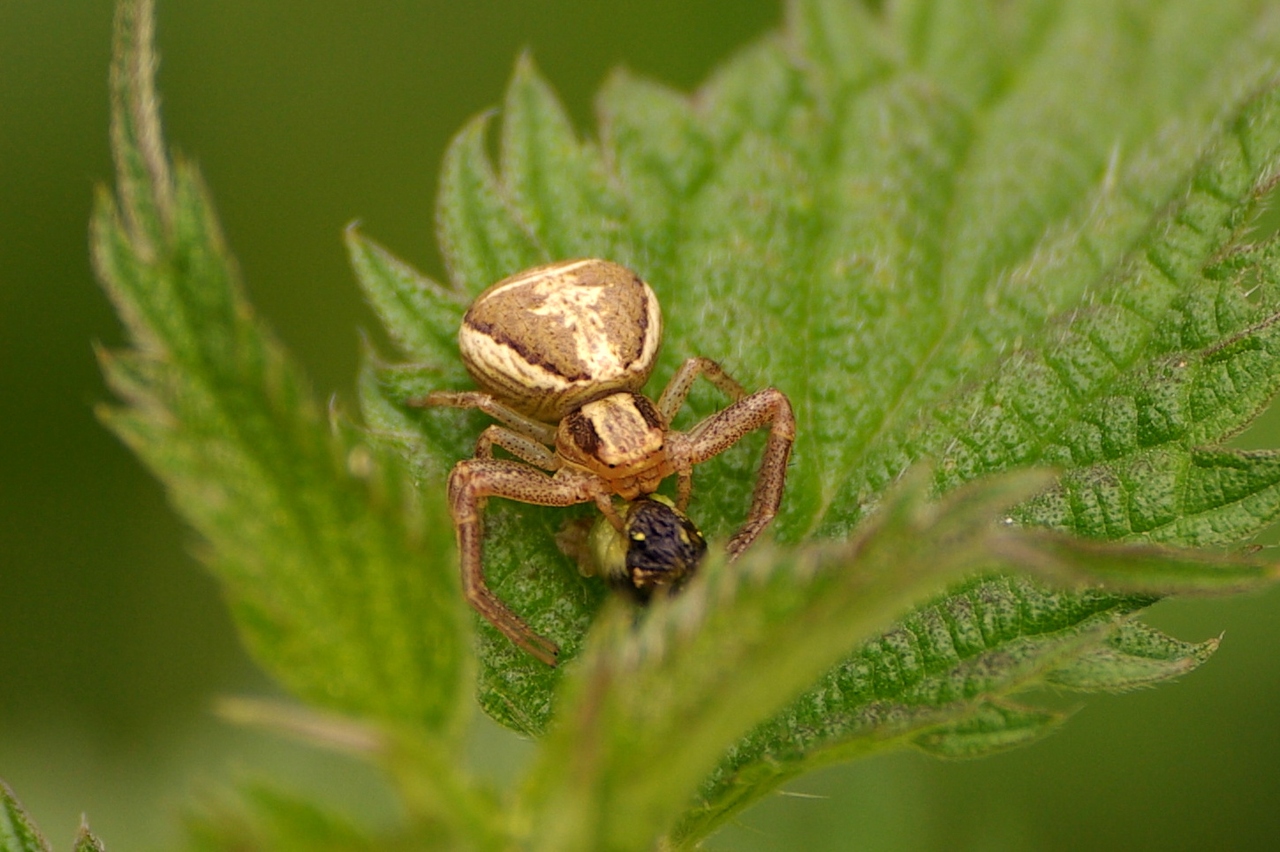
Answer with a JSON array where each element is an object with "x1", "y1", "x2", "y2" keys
[{"x1": 410, "y1": 259, "x2": 795, "y2": 665}]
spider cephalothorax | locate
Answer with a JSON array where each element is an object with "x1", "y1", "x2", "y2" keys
[{"x1": 412, "y1": 259, "x2": 795, "y2": 665}]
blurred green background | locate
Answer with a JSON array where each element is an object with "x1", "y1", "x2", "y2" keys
[{"x1": 3, "y1": 1, "x2": 1280, "y2": 849}]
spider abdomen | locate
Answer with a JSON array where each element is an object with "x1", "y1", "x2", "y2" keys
[{"x1": 458, "y1": 259, "x2": 663, "y2": 421}]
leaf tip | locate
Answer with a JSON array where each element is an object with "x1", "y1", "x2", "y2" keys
[
  {"x1": 513, "y1": 47, "x2": 539, "y2": 78},
  {"x1": 74, "y1": 816, "x2": 106, "y2": 852}
]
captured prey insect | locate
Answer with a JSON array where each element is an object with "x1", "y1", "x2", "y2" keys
[
  {"x1": 557, "y1": 493, "x2": 707, "y2": 603},
  {"x1": 410, "y1": 259, "x2": 794, "y2": 665}
]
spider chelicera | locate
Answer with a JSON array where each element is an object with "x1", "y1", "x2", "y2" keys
[{"x1": 410, "y1": 259, "x2": 795, "y2": 665}]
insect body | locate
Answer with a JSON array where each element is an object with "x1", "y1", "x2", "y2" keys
[
  {"x1": 559, "y1": 494, "x2": 708, "y2": 602},
  {"x1": 412, "y1": 259, "x2": 795, "y2": 665}
]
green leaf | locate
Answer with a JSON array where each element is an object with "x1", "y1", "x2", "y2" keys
[
  {"x1": 597, "y1": 69, "x2": 712, "y2": 268},
  {"x1": 346, "y1": 1, "x2": 1280, "y2": 846},
  {"x1": 517, "y1": 469, "x2": 1057, "y2": 851},
  {"x1": 210, "y1": 698, "x2": 506, "y2": 850},
  {"x1": 817, "y1": 43, "x2": 1280, "y2": 536},
  {"x1": 0, "y1": 782, "x2": 51, "y2": 852},
  {"x1": 501, "y1": 55, "x2": 623, "y2": 261},
  {"x1": 1018, "y1": 447, "x2": 1280, "y2": 547},
  {"x1": 1046, "y1": 620, "x2": 1220, "y2": 692},
  {"x1": 366, "y1": 0, "x2": 1280, "y2": 744},
  {"x1": 436, "y1": 112, "x2": 545, "y2": 293},
  {"x1": 670, "y1": 576, "x2": 1160, "y2": 845},
  {"x1": 911, "y1": 702, "x2": 1068, "y2": 760},
  {"x1": 184, "y1": 783, "x2": 396, "y2": 852},
  {"x1": 785, "y1": 0, "x2": 886, "y2": 91},
  {"x1": 71, "y1": 822, "x2": 105, "y2": 852},
  {"x1": 992, "y1": 528, "x2": 1278, "y2": 594},
  {"x1": 513, "y1": 467, "x2": 1270, "y2": 849},
  {"x1": 0, "y1": 784, "x2": 106, "y2": 852},
  {"x1": 346, "y1": 226, "x2": 468, "y2": 369},
  {"x1": 95, "y1": 0, "x2": 470, "y2": 737},
  {"x1": 96, "y1": 0, "x2": 1280, "y2": 850}
]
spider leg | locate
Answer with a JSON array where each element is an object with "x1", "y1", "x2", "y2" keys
[
  {"x1": 408, "y1": 390, "x2": 558, "y2": 445},
  {"x1": 593, "y1": 492, "x2": 627, "y2": 530},
  {"x1": 447, "y1": 458, "x2": 604, "y2": 666},
  {"x1": 474, "y1": 425, "x2": 560, "y2": 469},
  {"x1": 656, "y1": 357, "x2": 748, "y2": 424},
  {"x1": 676, "y1": 470, "x2": 693, "y2": 512},
  {"x1": 671, "y1": 387, "x2": 795, "y2": 559}
]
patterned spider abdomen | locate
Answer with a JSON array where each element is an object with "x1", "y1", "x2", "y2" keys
[{"x1": 458, "y1": 259, "x2": 663, "y2": 422}]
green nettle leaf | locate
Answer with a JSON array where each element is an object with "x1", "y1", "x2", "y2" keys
[
  {"x1": 1, "y1": 781, "x2": 52, "y2": 852},
  {"x1": 0, "y1": 783, "x2": 105, "y2": 852},
  {"x1": 1045, "y1": 620, "x2": 1220, "y2": 692},
  {"x1": 360, "y1": 0, "x2": 1280, "y2": 844},
  {"x1": 97, "y1": 0, "x2": 1280, "y2": 849},
  {"x1": 436, "y1": 113, "x2": 546, "y2": 293},
  {"x1": 70, "y1": 824, "x2": 105, "y2": 852},
  {"x1": 366, "y1": 0, "x2": 1280, "y2": 729},
  {"x1": 184, "y1": 783, "x2": 394, "y2": 852},
  {"x1": 92, "y1": 0, "x2": 482, "y2": 843},
  {"x1": 517, "y1": 470, "x2": 1066, "y2": 849},
  {"x1": 910, "y1": 702, "x2": 1069, "y2": 760},
  {"x1": 97, "y1": 0, "x2": 471, "y2": 735}
]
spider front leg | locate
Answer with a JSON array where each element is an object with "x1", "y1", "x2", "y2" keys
[
  {"x1": 474, "y1": 425, "x2": 560, "y2": 469},
  {"x1": 447, "y1": 458, "x2": 604, "y2": 666},
  {"x1": 407, "y1": 390, "x2": 558, "y2": 446},
  {"x1": 672, "y1": 387, "x2": 795, "y2": 558},
  {"x1": 657, "y1": 357, "x2": 749, "y2": 424}
]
